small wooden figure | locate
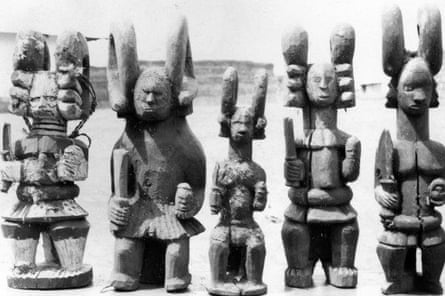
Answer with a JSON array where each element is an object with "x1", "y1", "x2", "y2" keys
[
  {"x1": 107, "y1": 16, "x2": 206, "y2": 292},
  {"x1": 281, "y1": 23, "x2": 360, "y2": 288},
  {"x1": 0, "y1": 30, "x2": 96, "y2": 289},
  {"x1": 207, "y1": 67, "x2": 268, "y2": 296},
  {"x1": 376, "y1": 4, "x2": 445, "y2": 294}
]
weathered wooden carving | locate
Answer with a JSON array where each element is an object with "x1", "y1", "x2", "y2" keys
[
  {"x1": 207, "y1": 67, "x2": 268, "y2": 296},
  {"x1": 376, "y1": 4, "x2": 445, "y2": 294},
  {"x1": 107, "y1": 16, "x2": 206, "y2": 292},
  {"x1": 0, "y1": 30, "x2": 96, "y2": 289},
  {"x1": 281, "y1": 23, "x2": 360, "y2": 288}
]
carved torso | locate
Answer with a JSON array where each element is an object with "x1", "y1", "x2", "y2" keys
[
  {"x1": 395, "y1": 139, "x2": 445, "y2": 217},
  {"x1": 214, "y1": 159, "x2": 265, "y2": 226},
  {"x1": 113, "y1": 118, "x2": 206, "y2": 239}
]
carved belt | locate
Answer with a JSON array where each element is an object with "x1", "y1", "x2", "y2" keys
[{"x1": 17, "y1": 183, "x2": 79, "y2": 203}]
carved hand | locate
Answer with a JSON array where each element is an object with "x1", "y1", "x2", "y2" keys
[
  {"x1": 175, "y1": 183, "x2": 195, "y2": 219},
  {"x1": 108, "y1": 196, "x2": 131, "y2": 227},
  {"x1": 375, "y1": 184, "x2": 399, "y2": 209},
  {"x1": 428, "y1": 178, "x2": 445, "y2": 207},
  {"x1": 57, "y1": 145, "x2": 88, "y2": 181},
  {"x1": 253, "y1": 181, "x2": 267, "y2": 211},
  {"x1": 284, "y1": 158, "x2": 305, "y2": 184},
  {"x1": 342, "y1": 136, "x2": 361, "y2": 182},
  {"x1": 209, "y1": 186, "x2": 223, "y2": 215}
]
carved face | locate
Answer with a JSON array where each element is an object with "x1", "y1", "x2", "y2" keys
[
  {"x1": 397, "y1": 58, "x2": 432, "y2": 116},
  {"x1": 29, "y1": 73, "x2": 61, "y2": 120},
  {"x1": 306, "y1": 63, "x2": 338, "y2": 107},
  {"x1": 133, "y1": 70, "x2": 173, "y2": 121},
  {"x1": 230, "y1": 107, "x2": 254, "y2": 143}
]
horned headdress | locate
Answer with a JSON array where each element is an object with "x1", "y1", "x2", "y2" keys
[
  {"x1": 10, "y1": 30, "x2": 95, "y2": 122},
  {"x1": 382, "y1": 4, "x2": 442, "y2": 108},
  {"x1": 218, "y1": 67, "x2": 268, "y2": 139},
  {"x1": 281, "y1": 23, "x2": 356, "y2": 109},
  {"x1": 107, "y1": 15, "x2": 197, "y2": 118}
]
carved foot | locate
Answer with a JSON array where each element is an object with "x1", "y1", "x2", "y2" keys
[
  {"x1": 238, "y1": 282, "x2": 267, "y2": 296},
  {"x1": 12, "y1": 264, "x2": 36, "y2": 275},
  {"x1": 328, "y1": 266, "x2": 357, "y2": 288},
  {"x1": 109, "y1": 271, "x2": 140, "y2": 291},
  {"x1": 381, "y1": 274, "x2": 414, "y2": 295},
  {"x1": 207, "y1": 282, "x2": 241, "y2": 296},
  {"x1": 165, "y1": 273, "x2": 191, "y2": 292},
  {"x1": 284, "y1": 267, "x2": 313, "y2": 288}
]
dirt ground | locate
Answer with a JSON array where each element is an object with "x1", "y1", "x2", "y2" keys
[{"x1": 0, "y1": 98, "x2": 445, "y2": 295}]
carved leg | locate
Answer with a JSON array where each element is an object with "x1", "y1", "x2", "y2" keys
[
  {"x1": 208, "y1": 226, "x2": 240, "y2": 296},
  {"x1": 281, "y1": 219, "x2": 313, "y2": 288},
  {"x1": 328, "y1": 220, "x2": 359, "y2": 288},
  {"x1": 41, "y1": 232, "x2": 59, "y2": 266},
  {"x1": 48, "y1": 219, "x2": 90, "y2": 270},
  {"x1": 1, "y1": 221, "x2": 39, "y2": 273},
  {"x1": 110, "y1": 236, "x2": 144, "y2": 291},
  {"x1": 165, "y1": 238, "x2": 191, "y2": 292},
  {"x1": 419, "y1": 242, "x2": 445, "y2": 294},
  {"x1": 240, "y1": 231, "x2": 266, "y2": 296},
  {"x1": 377, "y1": 243, "x2": 414, "y2": 294}
]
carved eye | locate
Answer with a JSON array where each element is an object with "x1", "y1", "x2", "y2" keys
[
  {"x1": 404, "y1": 85, "x2": 414, "y2": 91},
  {"x1": 313, "y1": 77, "x2": 321, "y2": 83}
]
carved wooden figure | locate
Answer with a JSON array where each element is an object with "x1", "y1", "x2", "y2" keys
[
  {"x1": 207, "y1": 67, "x2": 268, "y2": 296},
  {"x1": 375, "y1": 4, "x2": 445, "y2": 294},
  {"x1": 0, "y1": 30, "x2": 96, "y2": 289},
  {"x1": 107, "y1": 16, "x2": 206, "y2": 292},
  {"x1": 281, "y1": 23, "x2": 360, "y2": 288}
]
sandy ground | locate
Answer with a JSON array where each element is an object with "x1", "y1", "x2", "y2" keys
[{"x1": 0, "y1": 98, "x2": 444, "y2": 296}]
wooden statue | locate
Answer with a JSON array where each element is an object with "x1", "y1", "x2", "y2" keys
[
  {"x1": 376, "y1": 4, "x2": 445, "y2": 294},
  {"x1": 207, "y1": 67, "x2": 268, "y2": 296},
  {"x1": 281, "y1": 23, "x2": 360, "y2": 288},
  {"x1": 106, "y1": 16, "x2": 206, "y2": 292},
  {"x1": 0, "y1": 30, "x2": 96, "y2": 289}
]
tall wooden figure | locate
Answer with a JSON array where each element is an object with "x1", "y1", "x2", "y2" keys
[
  {"x1": 376, "y1": 4, "x2": 445, "y2": 294},
  {"x1": 281, "y1": 23, "x2": 360, "y2": 288},
  {"x1": 0, "y1": 30, "x2": 96, "y2": 289},
  {"x1": 207, "y1": 67, "x2": 268, "y2": 296},
  {"x1": 107, "y1": 16, "x2": 206, "y2": 292}
]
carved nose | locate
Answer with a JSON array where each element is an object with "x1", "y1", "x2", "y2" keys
[
  {"x1": 413, "y1": 92, "x2": 426, "y2": 103},
  {"x1": 146, "y1": 93, "x2": 155, "y2": 104}
]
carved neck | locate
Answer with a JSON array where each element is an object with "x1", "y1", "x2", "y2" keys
[
  {"x1": 304, "y1": 105, "x2": 337, "y2": 130},
  {"x1": 131, "y1": 116, "x2": 178, "y2": 134},
  {"x1": 31, "y1": 118, "x2": 67, "y2": 136},
  {"x1": 396, "y1": 109, "x2": 429, "y2": 141},
  {"x1": 228, "y1": 139, "x2": 252, "y2": 161}
]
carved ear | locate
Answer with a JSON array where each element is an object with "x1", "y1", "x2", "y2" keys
[
  {"x1": 251, "y1": 69, "x2": 268, "y2": 139},
  {"x1": 107, "y1": 20, "x2": 140, "y2": 117},
  {"x1": 13, "y1": 30, "x2": 50, "y2": 71},
  {"x1": 382, "y1": 4, "x2": 405, "y2": 77},
  {"x1": 165, "y1": 15, "x2": 197, "y2": 116},
  {"x1": 281, "y1": 25, "x2": 308, "y2": 108},
  {"x1": 418, "y1": 4, "x2": 442, "y2": 75},
  {"x1": 219, "y1": 67, "x2": 238, "y2": 138},
  {"x1": 330, "y1": 23, "x2": 356, "y2": 109}
]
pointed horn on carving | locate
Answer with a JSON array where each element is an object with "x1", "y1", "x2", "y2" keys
[
  {"x1": 165, "y1": 14, "x2": 197, "y2": 117},
  {"x1": 252, "y1": 69, "x2": 268, "y2": 139},
  {"x1": 219, "y1": 67, "x2": 238, "y2": 138},
  {"x1": 418, "y1": 4, "x2": 442, "y2": 75},
  {"x1": 107, "y1": 20, "x2": 139, "y2": 117},
  {"x1": 330, "y1": 23, "x2": 355, "y2": 65},
  {"x1": 13, "y1": 30, "x2": 50, "y2": 71},
  {"x1": 382, "y1": 4, "x2": 405, "y2": 77},
  {"x1": 281, "y1": 25, "x2": 308, "y2": 107}
]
